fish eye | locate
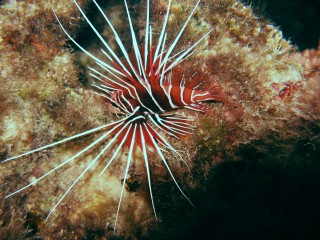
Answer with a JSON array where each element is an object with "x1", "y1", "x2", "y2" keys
[{"x1": 111, "y1": 102, "x2": 119, "y2": 108}]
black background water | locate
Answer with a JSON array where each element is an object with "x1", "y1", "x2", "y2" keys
[{"x1": 244, "y1": 0, "x2": 320, "y2": 50}]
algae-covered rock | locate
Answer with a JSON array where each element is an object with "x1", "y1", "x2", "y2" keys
[{"x1": 0, "y1": 0, "x2": 318, "y2": 239}]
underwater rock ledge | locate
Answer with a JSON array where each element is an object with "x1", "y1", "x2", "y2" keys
[{"x1": 0, "y1": 0, "x2": 319, "y2": 239}]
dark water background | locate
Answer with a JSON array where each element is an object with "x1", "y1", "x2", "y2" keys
[{"x1": 243, "y1": 0, "x2": 320, "y2": 50}]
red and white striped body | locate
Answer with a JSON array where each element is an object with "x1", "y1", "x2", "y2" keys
[{"x1": 102, "y1": 49, "x2": 218, "y2": 116}]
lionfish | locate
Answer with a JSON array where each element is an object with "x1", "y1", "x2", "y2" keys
[{"x1": 3, "y1": 0, "x2": 219, "y2": 231}]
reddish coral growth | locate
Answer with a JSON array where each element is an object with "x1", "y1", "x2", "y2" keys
[{"x1": 284, "y1": 41, "x2": 320, "y2": 79}]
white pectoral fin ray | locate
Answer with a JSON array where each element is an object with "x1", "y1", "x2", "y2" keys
[
  {"x1": 99, "y1": 116, "x2": 144, "y2": 176},
  {"x1": 139, "y1": 124, "x2": 157, "y2": 218},
  {"x1": 144, "y1": 124, "x2": 194, "y2": 207},
  {"x1": 114, "y1": 123, "x2": 137, "y2": 232},
  {"x1": 5, "y1": 119, "x2": 127, "y2": 199},
  {"x1": 46, "y1": 130, "x2": 114, "y2": 220},
  {"x1": 146, "y1": 123, "x2": 190, "y2": 172},
  {"x1": 47, "y1": 119, "x2": 139, "y2": 221},
  {"x1": 4, "y1": 107, "x2": 141, "y2": 198},
  {"x1": 2, "y1": 122, "x2": 119, "y2": 163},
  {"x1": 3, "y1": 107, "x2": 141, "y2": 164}
]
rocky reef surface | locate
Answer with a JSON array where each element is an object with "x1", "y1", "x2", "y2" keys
[{"x1": 0, "y1": 0, "x2": 319, "y2": 239}]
